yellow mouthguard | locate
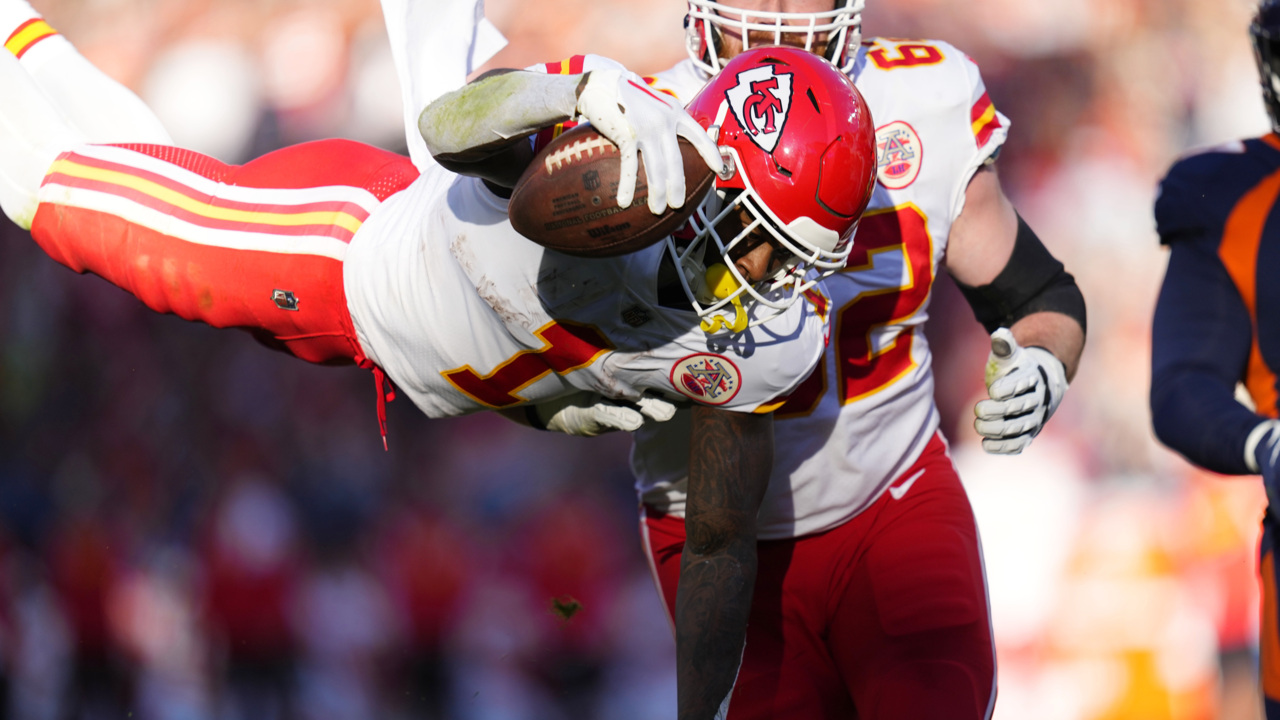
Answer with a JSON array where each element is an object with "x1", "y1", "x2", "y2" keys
[
  {"x1": 699, "y1": 264, "x2": 749, "y2": 334},
  {"x1": 704, "y1": 263, "x2": 739, "y2": 300}
]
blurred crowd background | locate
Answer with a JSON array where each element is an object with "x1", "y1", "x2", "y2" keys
[{"x1": 0, "y1": 0, "x2": 1270, "y2": 718}]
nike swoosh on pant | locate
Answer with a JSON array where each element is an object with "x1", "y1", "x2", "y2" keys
[{"x1": 888, "y1": 468, "x2": 926, "y2": 500}]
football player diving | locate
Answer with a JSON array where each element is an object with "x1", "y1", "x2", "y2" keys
[
  {"x1": 499, "y1": 1, "x2": 1089, "y2": 718},
  {"x1": 0, "y1": 1, "x2": 878, "y2": 718}
]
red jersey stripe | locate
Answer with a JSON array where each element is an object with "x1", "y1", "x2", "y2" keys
[
  {"x1": 56, "y1": 151, "x2": 373, "y2": 220},
  {"x1": 970, "y1": 92, "x2": 1002, "y2": 147},
  {"x1": 5, "y1": 18, "x2": 57, "y2": 59},
  {"x1": 545, "y1": 55, "x2": 587, "y2": 76},
  {"x1": 108, "y1": 140, "x2": 417, "y2": 201},
  {"x1": 49, "y1": 152, "x2": 371, "y2": 225}
]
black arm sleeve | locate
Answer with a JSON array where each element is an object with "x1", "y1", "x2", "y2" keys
[
  {"x1": 1149, "y1": 237, "x2": 1261, "y2": 474},
  {"x1": 954, "y1": 214, "x2": 1087, "y2": 335}
]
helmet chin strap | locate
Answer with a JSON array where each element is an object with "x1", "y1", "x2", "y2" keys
[{"x1": 699, "y1": 263, "x2": 749, "y2": 334}]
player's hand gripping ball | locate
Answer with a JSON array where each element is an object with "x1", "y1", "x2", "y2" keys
[
  {"x1": 572, "y1": 68, "x2": 724, "y2": 214},
  {"x1": 508, "y1": 124, "x2": 717, "y2": 258}
]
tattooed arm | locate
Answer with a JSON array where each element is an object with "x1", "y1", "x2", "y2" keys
[{"x1": 677, "y1": 404, "x2": 773, "y2": 720}]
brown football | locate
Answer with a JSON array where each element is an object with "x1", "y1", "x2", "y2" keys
[{"x1": 508, "y1": 124, "x2": 716, "y2": 258}]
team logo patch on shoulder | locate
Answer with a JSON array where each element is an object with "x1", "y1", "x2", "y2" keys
[
  {"x1": 670, "y1": 353, "x2": 742, "y2": 405},
  {"x1": 875, "y1": 120, "x2": 923, "y2": 190},
  {"x1": 725, "y1": 65, "x2": 794, "y2": 154}
]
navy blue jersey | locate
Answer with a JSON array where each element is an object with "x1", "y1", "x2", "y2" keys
[{"x1": 1151, "y1": 134, "x2": 1280, "y2": 474}]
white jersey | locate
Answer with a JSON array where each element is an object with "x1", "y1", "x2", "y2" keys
[
  {"x1": 628, "y1": 40, "x2": 1009, "y2": 538},
  {"x1": 343, "y1": 164, "x2": 828, "y2": 419}
]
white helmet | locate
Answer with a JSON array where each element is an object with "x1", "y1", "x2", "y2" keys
[{"x1": 684, "y1": 0, "x2": 866, "y2": 75}]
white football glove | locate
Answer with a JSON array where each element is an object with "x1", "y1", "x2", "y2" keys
[
  {"x1": 536, "y1": 391, "x2": 678, "y2": 437},
  {"x1": 1246, "y1": 419, "x2": 1280, "y2": 518},
  {"x1": 575, "y1": 68, "x2": 725, "y2": 215},
  {"x1": 973, "y1": 328, "x2": 1069, "y2": 455}
]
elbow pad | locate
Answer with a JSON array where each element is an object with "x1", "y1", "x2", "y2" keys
[{"x1": 955, "y1": 214, "x2": 1087, "y2": 335}]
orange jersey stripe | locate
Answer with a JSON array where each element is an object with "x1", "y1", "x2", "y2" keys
[
  {"x1": 1262, "y1": 552, "x2": 1280, "y2": 701},
  {"x1": 1219, "y1": 164, "x2": 1280, "y2": 417},
  {"x1": 5, "y1": 18, "x2": 57, "y2": 59}
]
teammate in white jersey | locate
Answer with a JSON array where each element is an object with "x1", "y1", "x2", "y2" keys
[
  {"x1": 0, "y1": 3, "x2": 880, "y2": 717},
  {"x1": 528, "y1": 2, "x2": 1089, "y2": 718}
]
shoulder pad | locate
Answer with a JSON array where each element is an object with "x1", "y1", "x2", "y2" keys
[{"x1": 1155, "y1": 141, "x2": 1262, "y2": 246}]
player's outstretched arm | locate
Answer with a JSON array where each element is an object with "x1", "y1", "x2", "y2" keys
[
  {"x1": 418, "y1": 64, "x2": 723, "y2": 209},
  {"x1": 418, "y1": 68, "x2": 581, "y2": 188},
  {"x1": 946, "y1": 165, "x2": 1086, "y2": 454},
  {"x1": 677, "y1": 404, "x2": 771, "y2": 720},
  {"x1": 573, "y1": 68, "x2": 724, "y2": 214}
]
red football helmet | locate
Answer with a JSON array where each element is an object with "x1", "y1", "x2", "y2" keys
[
  {"x1": 685, "y1": 0, "x2": 866, "y2": 75},
  {"x1": 669, "y1": 45, "x2": 876, "y2": 333}
]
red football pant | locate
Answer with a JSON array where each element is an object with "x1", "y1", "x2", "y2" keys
[
  {"x1": 642, "y1": 432, "x2": 997, "y2": 720},
  {"x1": 29, "y1": 139, "x2": 419, "y2": 364}
]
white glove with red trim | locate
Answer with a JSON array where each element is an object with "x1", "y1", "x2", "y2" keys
[
  {"x1": 974, "y1": 328, "x2": 1068, "y2": 455},
  {"x1": 537, "y1": 391, "x2": 678, "y2": 437},
  {"x1": 575, "y1": 68, "x2": 724, "y2": 214}
]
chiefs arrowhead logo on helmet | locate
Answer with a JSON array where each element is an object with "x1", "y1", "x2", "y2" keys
[{"x1": 725, "y1": 65, "x2": 793, "y2": 154}]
